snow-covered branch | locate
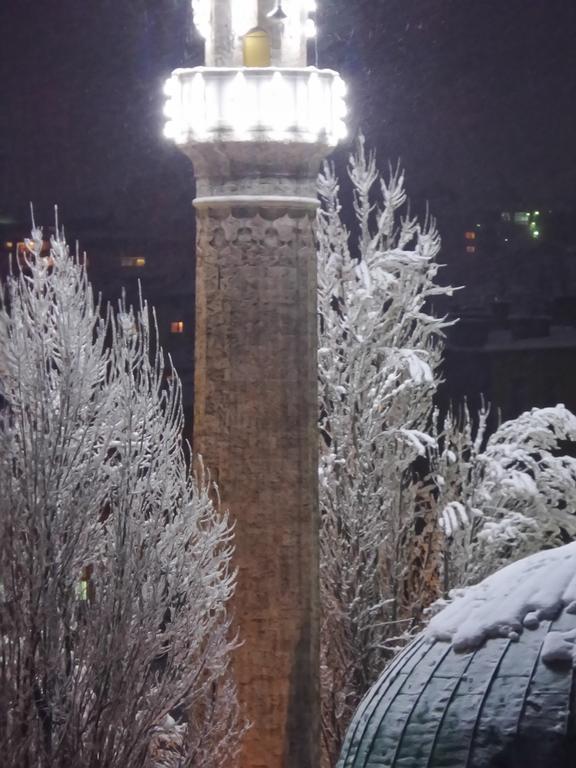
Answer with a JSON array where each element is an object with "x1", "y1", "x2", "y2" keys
[
  {"x1": 0, "y1": 228, "x2": 245, "y2": 767},
  {"x1": 436, "y1": 403, "x2": 576, "y2": 587},
  {"x1": 318, "y1": 140, "x2": 452, "y2": 764}
]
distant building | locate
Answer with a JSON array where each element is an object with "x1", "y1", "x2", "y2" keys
[
  {"x1": 0, "y1": 215, "x2": 196, "y2": 439},
  {"x1": 437, "y1": 207, "x2": 576, "y2": 424}
]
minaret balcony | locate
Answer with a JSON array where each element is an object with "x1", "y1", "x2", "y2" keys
[{"x1": 163, "y1": 66, "x2": 347, "y2": 149}]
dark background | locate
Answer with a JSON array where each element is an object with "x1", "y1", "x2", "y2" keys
[
  {"x1": 2, "y1": 0, "x2": 575, "y2": 220},
  {"x1": 1, "y1": 0, "x2": 576, "y2": 425}
]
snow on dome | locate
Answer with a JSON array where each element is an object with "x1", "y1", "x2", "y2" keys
[{"x1": 428, "y1": 541, "x2": 576, "y2": 664}]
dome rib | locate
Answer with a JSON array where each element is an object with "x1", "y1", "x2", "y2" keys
[
  {"x1": 387, "y1": 643, "x2": 471, "y2": 767},
  {"x1": 341, "y1": 636, "x2": 430, "y2": 767},
  {"x1": 434, "y1": 638, "x2": 511, "y2": 768}
]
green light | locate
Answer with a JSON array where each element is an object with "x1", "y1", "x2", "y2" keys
[
  {"x1": 529, "y1": 221, "x2": 536, "y2": 228},
  {"x1": 534, "y1": 211, "x2": 540, "y2": 216},
  {"x1": 532, "y1": 230, "x2": 540, "y2": 238}
]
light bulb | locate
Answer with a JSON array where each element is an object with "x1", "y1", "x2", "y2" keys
[
  {"x1": 163, "y1": 100, "x2": 178, "y2": 119},
  {"x1": 304, "y1": 18, "x2": 317, "y2": 38},
  {"x1": 333, "y1": 76, "x2": 348, "y2": 98},
  {"x1": 163, "y1": 78, "x2": 177, "y2": 97},
  {"x1": 335, "y1": 121, "x2": 348, "y2": 141},
  {"x1": 163, "y1": 121, "x2": 178, "y2": 140}
]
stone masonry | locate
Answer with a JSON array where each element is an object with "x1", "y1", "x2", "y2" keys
[{"x1": 193, "y1": 200, "x2": 320, "y2": 768}]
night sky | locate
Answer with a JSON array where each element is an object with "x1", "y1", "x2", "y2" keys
[{"x1": 1, "y1": 0, "x2": 575, "y2": 229}]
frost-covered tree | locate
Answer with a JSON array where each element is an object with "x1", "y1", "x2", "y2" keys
[
  {"x1": 436, "y1": 403, "x2": 576, "y2": 588},
  {"x1": 317, "y1": 140, "x2": 452, "y2": 763},
  {"x1": 0, "y1": 226, "x2": 243, "y2": 768}
]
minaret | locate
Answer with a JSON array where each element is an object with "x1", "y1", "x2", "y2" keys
[{"x1": 163, "y1": 3, "x2": 346, "y2": 766}]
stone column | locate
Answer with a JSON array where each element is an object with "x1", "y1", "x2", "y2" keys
[{"x1": 194, "y1": 197, "x2": 319, "y2": 768}]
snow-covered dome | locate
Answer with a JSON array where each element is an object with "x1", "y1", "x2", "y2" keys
[{"x1": 338, "y1": 542, "x2": 576, "y2": 768}]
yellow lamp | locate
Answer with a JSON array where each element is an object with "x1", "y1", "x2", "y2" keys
[{"x1": 242, "y1": 27, "x2": 271, "y2": 67}]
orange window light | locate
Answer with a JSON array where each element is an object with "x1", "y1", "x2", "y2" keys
[
  {"x1": 170, "y1": 321, "x2": 185, "y2": 334},
  {"x1": 464, "y1": 231, "x2": 476, "y2": 240},
  {"x1": 121, "y1": 256, "x2": 146, "y2": 268}
]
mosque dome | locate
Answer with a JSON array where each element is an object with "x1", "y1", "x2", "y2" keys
[{"x1": 338, "y1": 543, "x2": 576, "y2": 768}]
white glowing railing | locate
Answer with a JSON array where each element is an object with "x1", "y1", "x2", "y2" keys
[{"x1": 163, "y1": 67, "x2": 347, "y2": 147}]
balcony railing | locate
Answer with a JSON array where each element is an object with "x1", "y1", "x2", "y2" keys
[{"x1": 163, "y1": 66, "x2": 347, "y2": 148}]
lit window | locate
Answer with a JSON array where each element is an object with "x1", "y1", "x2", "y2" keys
[
  {"x1": 171, "y1": 321, "x2": 185, "y2": 334},
  {"x1": 464, "y1": 232, "x2": 476, "y2": 240},
  {"x1": 76, "y1": 579, "x2": 89, "y2": 602},
  {"x1": 121, "y1": 256, "x2": 146, "y2": 268},
  {"x1": 16, "y1": 240, "x2": 51, "y2": 266},
  {"x1": 5, "y1": 241, "x2": 13, "y2": 248},
  {"x1": 513, "y1": 212, "x2": 530, "y2": 224},
  {"x1": 466, "y1": 246, "x2": 476, "y2": 254}
]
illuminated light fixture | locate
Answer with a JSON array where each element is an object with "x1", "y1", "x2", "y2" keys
[
  {"x1": 331, "y1": 77, "x2": 348, "y2": 140},
  {"x1": 164, "y1": 121, "x2": 179, "y2": 140},
  {"x1": 532, "y1": 230, "x2": 540, "y2": 238},
  {"x1": 268, "y1": 1, "x2": 287, "y2": 20},
  {"x1": 333, "y1": 76, "x2": 348, "y2": 98},
  {"x1": 163, "y1": 98, "x2": 179, "y2": 119},
  {"x1": 466, "y1": 246, "x2": 476, "y2": 254},
  {"x1": 334, "y1": 121, "x2": 348, "y2": 141},
  {"x1": 230, "y1": 71, "x2": 250, "y2": 136},
  {"x1": 534, "y1": 210, "x2": 540, "y2": 216},
  {"x1": 163, "y1": 77, "x2": 178, "y2": 98},
  {"x1": 464, "y1": 231, "x2": 476, "y2": 240},
  {"x1": 163, "y1": 75, "x2": 184, "y2": 141},
  {"x1": 5, "y1": 241, "x2": 13, "y2": 248},
  {"x1": 190, "y1": 72, "x2": 207, "y2": 137},
  {"x1": 268, "y1": 71, "x2": 292, "y2": 134},
  {"x1": 307, "y1": 70, "x2": 323, "y2": 135},
  {"x1": 171, "y1": 321, "x2": 185, "y2": 334},
  {"x1": 304, "y1": 17, "x2": 317, "y2": 38},
  {"x1": 191, "y1": 0, "x2": 211, "y2": 40},
  {"x1": 163, "y1": 68, "x2": 347, "y2": 147}
]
